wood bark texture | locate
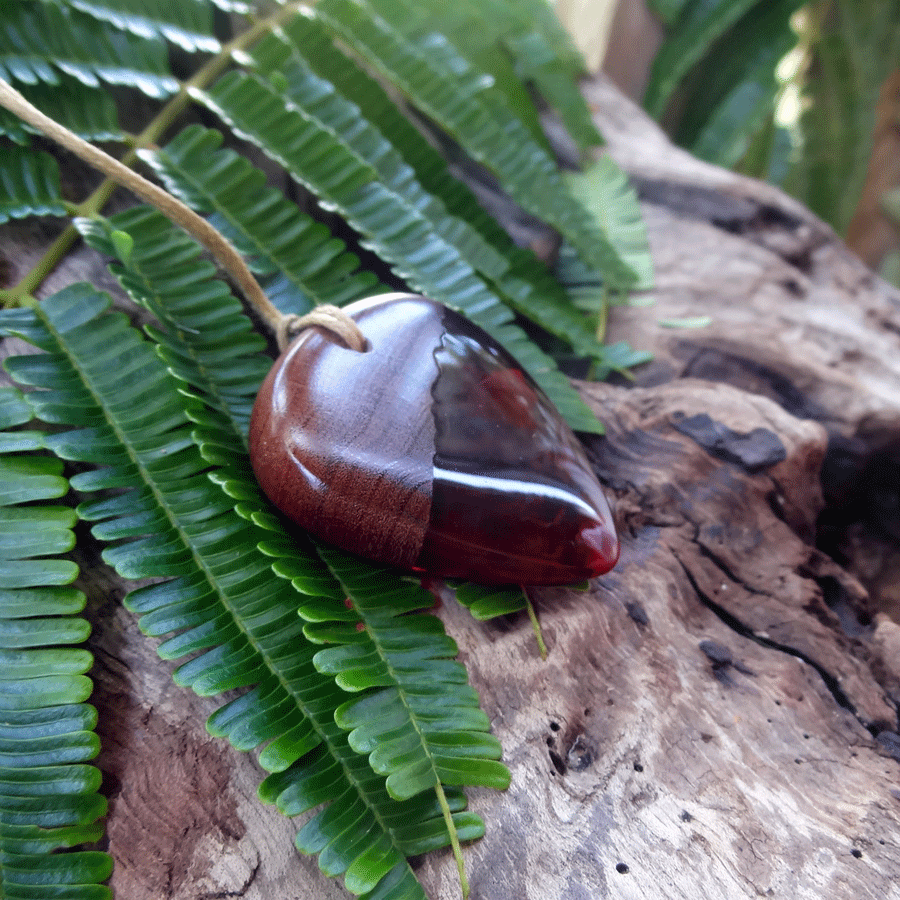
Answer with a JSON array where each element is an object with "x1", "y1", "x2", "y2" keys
[{"x1": 2, "y1": 73, "x2": 899, "y2": 900}]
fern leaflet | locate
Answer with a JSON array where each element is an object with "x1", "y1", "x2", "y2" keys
[
  {"x1": 0, "y1": 2, "x2": 177, "y2": 98},
  {"x1": 452, "y1": 583, "x2": 528, "y2": 620},
  {"x1": 0, "y1": 146, "x2": 66, "y2": 223}
]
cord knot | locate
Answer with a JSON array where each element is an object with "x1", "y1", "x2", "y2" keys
[{"x1": 276, "y1": 305, "x2": 368, "y2": 353}]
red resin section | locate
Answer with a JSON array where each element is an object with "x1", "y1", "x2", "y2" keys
[{"x1": 414, "y1": 308, "x2": 619, "y2": 585}]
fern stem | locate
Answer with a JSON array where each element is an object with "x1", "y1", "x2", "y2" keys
[
  {"x1": 433, "y1": 779, "x2": 471, "y2": 900},
  {"x1": 523, "y1": 589, "x2": 548, "y2": 660},
  {"x1": 4, "y1": 227, "x2": 77, "y2": 304},
  {"x1": 594, "y1": 284, "x2": 610, "y2": 343}
]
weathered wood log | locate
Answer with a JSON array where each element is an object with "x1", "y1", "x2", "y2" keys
[
  {"x1": 2, "y1": 72, "x2": 899, "y2": 899},
  {"x1": 82, "y1": 374, "x2": 900, "y2": 900},
  {"x1": 421, "y1": 377, "x2": 900, "y2": 899},
  {"x1": 585, "y1": 72, "x2": 900, "y2": 694}
]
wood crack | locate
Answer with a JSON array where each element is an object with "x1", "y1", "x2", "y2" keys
[{"x1": 675, "y1": 551, "x2": 860, "y2": 720}]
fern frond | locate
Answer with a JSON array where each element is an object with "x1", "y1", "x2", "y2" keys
[
  {"x1": 564, "y1": 157, "x2": 655, "y2": 293},
  {"x1": 3, "y1": 286, "x2": 491, "y2": 898},
  {"x1": 75, "y1": 207, "x2": 271, "y2": 445},
  {"x1": 283, "y1": 543, "x2": 512, "y2": 801},
  {"x1": 251, "y1": 17, "x2": 602, "y2": 363},
  {"x1": 79, "y1": 210, "x2": 504, "y2": 890},
  {"x1": 273, "y1": 14, "x2": 525, "y2": 261},
  {"x1": 62, "y1": 0, "x2": 223, "y2": 53},
  {"x1": 195, "y1": 66, "x2": 603, "y2": 432},
  {"x1": 365, "y1": 0, "x2": 601, "y2": 152},
  {"x1": 0, "y1": 385, "x2": 112, "y2": 900},
  {"x1": 139, "y1": 126, "x2": 384, "y2": 314},
  {"x1": 247, "y1": 27, "x2": 512, "y2": 284},
  {"x1": 644, "y1": 0, "x2": 763, "y2": 118},
  {"x1": 194, "y1": 69, "x2": 500, "y2": 311},
  {"x1": 314, "y1": 0, "x2": 633, "y2": 286},
  {"x1": 0, "y1": 2, "x2": 177, "y2": 98},
  {"x1": 0, "y1": 145, "x2": 66, "y2": 224}
]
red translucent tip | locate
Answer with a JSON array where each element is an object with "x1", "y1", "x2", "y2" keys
[{"x1": 578, "y1": 524, "x2": 620, "y2": 577}]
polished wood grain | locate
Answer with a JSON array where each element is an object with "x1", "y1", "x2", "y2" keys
[{"x1": 250, "y1": 294, "x2": 443, "y2": 568}]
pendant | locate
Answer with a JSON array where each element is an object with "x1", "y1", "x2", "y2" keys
[{"x1": 249, "y1": 294, "x2": 619, "y2": 586}]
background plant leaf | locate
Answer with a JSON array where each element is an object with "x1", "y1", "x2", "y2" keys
[
  {"x1": 783, "y1": 0, "x2": 900, "y2": 234},
  {"x1": 644, "y1": 0, "x2": 770, "y2": 118}
]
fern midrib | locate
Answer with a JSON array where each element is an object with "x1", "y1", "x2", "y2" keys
[
  {"x1": 357, "y1": 602, "x2": 469, "y2": 866},
  {"x1": 339, "y1": 597, "x2": 471, "y2": 888},
  {"x1": 358, "y1": 609, "x2": 444, "y2": 790}
]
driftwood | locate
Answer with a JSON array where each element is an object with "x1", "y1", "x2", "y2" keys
[{"x1": 3, "y1": 72, "x2": 900, "y2": 899}]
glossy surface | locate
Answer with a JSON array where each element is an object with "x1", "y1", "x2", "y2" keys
[
  {"x1": 250, "y1": 294, "x2": 440, "y2": 568},
  {"x1": 415, "y1": 311, "x2": 618, "y2": 584},
  {"x1": 249, "y1": 294, "x2": 619, "y2": 585}
]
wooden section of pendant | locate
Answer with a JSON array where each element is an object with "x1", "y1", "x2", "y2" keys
[{"x1": 249, "y1": 294, "x2": 443, "y2": 568}]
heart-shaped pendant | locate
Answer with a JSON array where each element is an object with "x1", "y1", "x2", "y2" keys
[{"x1": 249, "y1": 294, "x2": 618, "y2": 585}]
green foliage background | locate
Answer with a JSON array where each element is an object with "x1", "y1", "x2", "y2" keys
[
  {"x1": 644, "y1": 0, "x2": 900, "y2": 285},
  {"x1": 0, "y1": 2, "x2": 651, "y2": 898}
]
